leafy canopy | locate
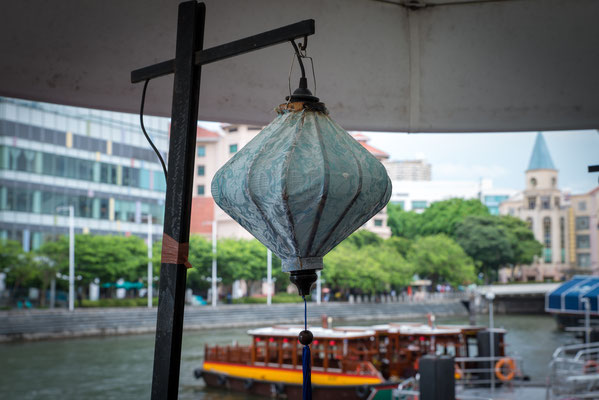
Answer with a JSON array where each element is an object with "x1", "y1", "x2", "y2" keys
[
  {"x1": 407, "y1": 234, "x2": 476, "y2": 287},
  {"x1": 387, "y1": 198, "x2": 489, "y2": 239}
]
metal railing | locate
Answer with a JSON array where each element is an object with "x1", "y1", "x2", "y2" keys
[
  {"x1": 454, "y1": 355, "x2": 525, "y2": 388},
  {"x1": 547, "y1": 341, "x2": 599, "y2": 400}
]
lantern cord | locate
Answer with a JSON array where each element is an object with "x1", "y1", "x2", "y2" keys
[
  {"x1": 302, "y1": 295, "x2": 312, "y2": 400},
  {"x1": 140, "y1": 79, "x2": 168, "y2": 180}
]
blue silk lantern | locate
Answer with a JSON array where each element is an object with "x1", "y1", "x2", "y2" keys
[{"x1": 211, "y1": 85, "x2": 391, "y2": 295}]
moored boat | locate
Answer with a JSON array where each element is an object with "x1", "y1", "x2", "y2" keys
[{"x1": 194, "y1": 320, "x2": 515, "y2": 399}]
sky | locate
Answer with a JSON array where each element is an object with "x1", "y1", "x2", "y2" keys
[
  {"x1": 201, "y1": 118, "x2": 597, "y2": 195},
  {"x1": 359, "y1": 129, "x2": 598, "y2": 194}
]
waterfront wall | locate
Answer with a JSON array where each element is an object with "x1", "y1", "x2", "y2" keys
[{"x1": 0, "y1": 300, "x2": 466, "y2": 342}]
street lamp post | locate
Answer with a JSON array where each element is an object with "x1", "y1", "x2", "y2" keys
[
  {"x1": 267, "y1": 249, "x2": 272, "y2": 306},
  {"x1": 582, "y1": 297, "x2": 591, "y2": 346},
  {"x1": 316, "y1": 271, "x2": 322, "y2": 304},
  {"x1": 147, "y1": 214, "x2": 153, "y2": 308},
  {"x1": 486, "y1": 291, "x2": 496, "y2": 394},
  {"x1": 211, "y1": 220, "x2": 217, "y2": 307},
  {"x1": 56, "y1": 205, "x2": 75, "y2": 311}
]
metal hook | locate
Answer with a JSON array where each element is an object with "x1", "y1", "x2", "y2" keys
[{"x1": 300, "y1": 36, "x2": 308, "y2": 53}]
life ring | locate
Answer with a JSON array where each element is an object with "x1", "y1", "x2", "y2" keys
[
  {"x1": 495, "y1": 358, "x2": 516, "y2": 381},
  {"x1": 584, "y1": 360, "x2": 599, "y2": 374},
  {"x1": 454, "y1": 364, "x2": 463, "y2": 380}
]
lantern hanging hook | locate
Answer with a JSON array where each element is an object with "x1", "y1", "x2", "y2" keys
[{"x1": 287, "y1": 39, "x2": 318, "y2": 103}]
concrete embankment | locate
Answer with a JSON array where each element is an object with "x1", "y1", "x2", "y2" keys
[{"x1": 0, "y1": 300, "x2": 467, "y2": 342}]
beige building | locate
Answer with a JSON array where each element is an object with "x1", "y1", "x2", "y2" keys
[
  {"x1": 569, "y1": 189, "x2": 599, "y2": 274},
  {"x1": 190, "y1": 125, "x2": 392, "y2": 240},
  {"x1": 383, "y1": 159, "x2": 432, "y2": 181},
  {"x1": 499, "y1": 133, "x2": 599, "y2": 281}
]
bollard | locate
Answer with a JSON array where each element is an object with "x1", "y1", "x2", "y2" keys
[
  {"x1": 476, "y1": 330, "x2": 502, "y2": 387},
  {"x1": 419, "y1": 355, "x2": 455, "y2": 400}
]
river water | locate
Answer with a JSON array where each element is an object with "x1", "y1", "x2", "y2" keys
[{"x1": 0, "y1": 314, "x2": 578, "y2": 400}]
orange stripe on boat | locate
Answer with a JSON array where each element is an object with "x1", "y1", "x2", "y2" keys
[{"x1": 203, "y1": 361, "x2": 384, "y2": 386}]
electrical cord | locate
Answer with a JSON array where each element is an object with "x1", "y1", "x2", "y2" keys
[{"x1": 140, "y1": 79, "x2": 168, "y2": 180}]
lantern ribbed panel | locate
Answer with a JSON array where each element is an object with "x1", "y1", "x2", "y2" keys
[{"x1": 211, "y1": 108, "x2": 391, "y2": 272}]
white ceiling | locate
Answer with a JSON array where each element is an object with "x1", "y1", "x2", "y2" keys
[{"x1": 1, "y1": 0, "x2": 598, "y2": 132}]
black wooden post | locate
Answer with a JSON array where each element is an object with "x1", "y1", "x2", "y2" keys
[{"x1": 150, "y1": 2, "x2": 204, "y2": 399}]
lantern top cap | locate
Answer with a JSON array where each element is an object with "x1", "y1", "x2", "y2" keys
[{"x1": 276, "y1": 101, "x2": 328, "y2": 115}]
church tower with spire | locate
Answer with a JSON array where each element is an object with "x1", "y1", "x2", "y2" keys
[{"x1": 500, "y1": 133, "x2": 569, "y2": 281}]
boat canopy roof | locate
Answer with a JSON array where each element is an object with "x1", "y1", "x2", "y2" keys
[
  {"x1": 248, "y1": 326, "x2": 375, "y2": 340},
  {"x1": 546, "y1": 276, "x2": 599, "y2": 315}
]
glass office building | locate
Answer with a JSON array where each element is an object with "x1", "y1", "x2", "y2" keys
[{"x1": 0, "y1": 97, "x2": 168, "y2": 251}]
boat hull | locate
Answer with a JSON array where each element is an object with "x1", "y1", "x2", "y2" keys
[{"x1": 195, "y1": 368, "x2": 397, "y2": 400}]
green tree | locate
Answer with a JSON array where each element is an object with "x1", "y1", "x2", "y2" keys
[
  {"x1": 384, "y1": 237, "x2": 413, "y2": 258},
  {"x1": 323, "y1": 244, "x2": 389, "y2": 295},
  {"x1": 186, "y1": 235, "x2": 212, "y2": 294},
  {"x1": 498, "y1": 215, "x2": 543, "y2": 280},
  {"x1": 30, "y1": 252, "x2": 61, "y2": 307},
  {"x1": 39, "y1": 235, "x2": 148, "y2": 289},
  {"x1": 407, "y1": 234, "x2": 476, "y2": 287},
  {"x1": 387, "y1": 203, "x2": 421, "y2": 238},
  {"x1": 419, "y1": 198, "x2": 490, "y2": 237},
  {"x1": 0, "y1": 240, "x2": 25, "y2": 273},
  {"x1": 454, "y1": 216, "x2": 513, "y2": 282},
  {"x1": 387, "y1": 198, "x2": 490, "y2": 239},
  {"x1": 1, "y1": 240, "x2": 37, "y2": 295},
  {"x1": 344, "y1": 230, "x2": 383, "y2": 248},
  {"x1": 323, "y1": 234, "x2": 412, "y2": 295},
  {"x1": 218, "y1": 239, "x2": 269, "y2": 296}
]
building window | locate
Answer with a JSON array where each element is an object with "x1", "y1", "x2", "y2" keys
[
  {"x1": 560, "y1": 217, "x2": 566, "y2": 263},
  {"x1": 554, "y1": 197, "x2": 560, "y2": 208},
  {"x1": 526, "y1": 217, "x2": 533, "y2": 230},
  {"x1": 488, "y1": 206, "x2": 499, "y2": 215},
  {"x1": 229, "y1": 144, "x2": 238, "y2": 154},
  {"x1": 530, "y1": 177, "x2": 537, "y2": 187},
  {"x1": 197, "y1": 145, "x2": 206, "y2": 157},
  {"x1": 197, "y1": 185, "x2": 205, "y2": 196},
  {"x1": 576, "y1": 216, "x2": 590, "y2": 231},
  {"x1": 484, "y1": 195, "x2": 508, "y2": 205},
  {"x1": 579, "y1": 201, "x2": 587, "y2": 211},
  {"x1": 576, "y1": 235, "x2": 590, "y2": 249},
  {"x1": 528, "y1": 197, "x2": 536, "y2": 210},
  {"x1": 509, "y1": 208, "x2": 515, "y2": 216},
  {"x1": 197, "y1": 165, "x2": 205, "y2": 176},
  {"x1": 551, "y1": 177, "x2": 557, "y2": 187},
  {"x1": 543, "y1": 217, "x2": 551, "y2": 262},
  {"x1": 228, "y1": 127, "x2": 238, "y2": 133},
  {"x1": 412, "y1": 200, "x2": 427, "y2": 209},
  {"x1": 577, "y1": 253, "x2": 591, "y2": 268},
  {"x1": 541, "y1": 196, "x2": 551, "y2": 210},
  {"x1": 393, "y1": 201, "x2": 405, "y2": 210},
  {"x1": 544, "y1": 248, "x2": 552, "y2": 264},
  {"x1": 374, "y1": 219, "x2": 383, "y2": 227}
]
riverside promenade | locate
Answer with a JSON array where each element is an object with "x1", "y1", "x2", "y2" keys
[{"x1": 0, "y1": 298, "x2": 466, "y2": 342}]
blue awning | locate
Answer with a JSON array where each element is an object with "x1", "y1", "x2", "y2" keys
[{"x1": 546, "y1": 276, "x2": 599, "y2": 315}]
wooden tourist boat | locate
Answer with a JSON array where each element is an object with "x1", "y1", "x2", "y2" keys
[{"x1": 194, "y1": 321, "x2": 508, "y2": 399}]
